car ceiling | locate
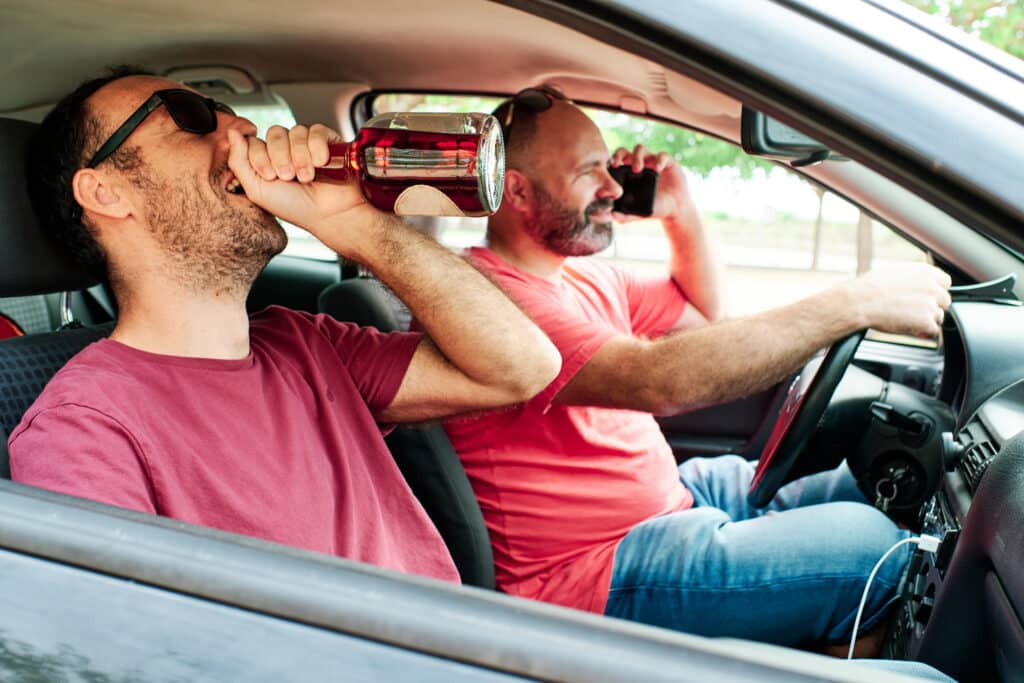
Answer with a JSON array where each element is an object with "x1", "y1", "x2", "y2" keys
[{"x1": 0, "y1": 0, "x2": 738, "y2": 133}]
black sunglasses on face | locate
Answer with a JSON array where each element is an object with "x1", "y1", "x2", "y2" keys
[
  {"x1": 86, "y1": 88, "x2": 235, "y2": 168},
  {"x1": 499, "y1": 86, "x2": 568, "y2": 142}
]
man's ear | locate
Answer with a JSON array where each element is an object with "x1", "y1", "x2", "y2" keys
[
  {"x1": 502, "y1": 169, "x2": 534, "y2": 213},
  {"x1": 72, "y1": 169, "x2": 133, "y2": 221}
]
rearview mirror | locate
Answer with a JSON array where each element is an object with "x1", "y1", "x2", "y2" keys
[{"x1": 740, "y1": 107, "x2": 844, "y2": 167}]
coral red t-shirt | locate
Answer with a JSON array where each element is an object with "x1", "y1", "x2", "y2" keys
[
  {"x1": 445, "y1": 248, "x2": 693, "y2": 612},
  {"x1": 9, "y1": 306, "x2": 458, "y2": 583}
]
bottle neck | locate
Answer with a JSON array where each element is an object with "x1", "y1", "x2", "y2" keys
[
  {"x1": 315, "y1": 142, "x2": 354, "y2": 181},
  {"x1": 325, "y1": 141, "x2": 353, "y2": 171}
]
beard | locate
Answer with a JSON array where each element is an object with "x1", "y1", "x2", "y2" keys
[
  {"x1": 527, "y1": 185, "x2": 614, "y2": 257},
  {"x1": 134, "y1": 163, "x2": 286, "y2": 295}
]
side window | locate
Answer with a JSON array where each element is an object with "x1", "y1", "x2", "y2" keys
[
  {"x1": 232, "y1": 99, "x2": 338, "y2": 261},
  {"x1": 587, "y1": 111, "x2": 931, "y2": 346},
  {"x1": 370, "y1": 94, "x2": 931, "y2": 344}
]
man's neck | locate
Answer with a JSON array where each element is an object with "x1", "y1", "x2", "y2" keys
[
  {"x1": 485, "y1": 220, "x2": 566, "y2": 282},
  {"x1": 109, "y1": 279, "x2": 252, "y2": 360}
]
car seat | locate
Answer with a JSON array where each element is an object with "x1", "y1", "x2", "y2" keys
[{"x1": 0, "y1": 117, "x2": 114, "y2": 476}]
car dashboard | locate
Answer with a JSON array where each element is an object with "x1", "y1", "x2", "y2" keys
[{"x1": 883, "y1": 297, "x2": 1024, "y2": 681}]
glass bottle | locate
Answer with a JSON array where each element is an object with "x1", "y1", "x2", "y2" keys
[{"x1": 316, "y1": 112, "x2": 504, "y2": 217}]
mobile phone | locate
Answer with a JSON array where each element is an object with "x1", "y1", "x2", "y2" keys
[{"x1": 608, "y1": 165, "x2": 658, "y2": 217}]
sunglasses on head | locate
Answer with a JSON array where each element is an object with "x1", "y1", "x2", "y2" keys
[
  {"x1": 499, "y1": 86, "x2": 568, "y2": 142},
  {"x1": 86, "y1": 88, "x2": 235, "y2": 168}
]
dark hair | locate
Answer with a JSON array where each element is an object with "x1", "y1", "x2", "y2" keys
[
  {"x1": 492, "y1": 99, "x2": 541, "y2": 167},
  {"x1": 26, "y1": 65, "x2": 154, "y2": 281}
]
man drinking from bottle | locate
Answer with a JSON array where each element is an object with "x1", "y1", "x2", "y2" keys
[{"x1": 9, "y1": 68, "x2": 560, "y2": 583}]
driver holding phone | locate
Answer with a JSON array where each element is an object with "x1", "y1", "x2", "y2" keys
[{"x1": 445, "y1": 86, "x2": 951, "y2": 656}]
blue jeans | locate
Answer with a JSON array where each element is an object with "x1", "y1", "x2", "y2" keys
[{"x1": 605, "y1": 455, "x2": 910, "y2": 647}]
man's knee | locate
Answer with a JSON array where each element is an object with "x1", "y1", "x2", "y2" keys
[
  {"x1": 824, "y1": 502, "x2": 909, "y2": 579},
  {"x1": 831, "y1": 501, "x2": 903, "y2": 541}
]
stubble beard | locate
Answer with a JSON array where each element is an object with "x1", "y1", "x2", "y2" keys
[
  {"x1": 136, "y1": 169, "x2": 286, "y2": 296},
  {"x1": 528, "y1": 185, "x2": 614, "y2": 257}
]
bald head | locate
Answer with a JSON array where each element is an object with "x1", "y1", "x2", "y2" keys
[
  {"x1": 489, "y1": 95, "x2": 622, "y2": 260},
  {"x1": 502, "y1": 98, "x2": 607, "y2": 181}
]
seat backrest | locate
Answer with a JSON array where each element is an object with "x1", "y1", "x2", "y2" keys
[
  {"x1": 318, "y1": 278, "x2": 403, "y2": 331},
  {"x1": 0, "y1": 295, "x2": 55, "y2": 335},
  {"x1": 246, "y1": 254, "x2": 341, "y2": 316},
  {"x1": 0, "y1": 116, "x2": 109, "y2": 475},
  {"x1": 0, "y1": 323, "x2": 114, "y2": 476},
  {"x1": 318, "y1": 278, "x2": 496, "y2": 589}
]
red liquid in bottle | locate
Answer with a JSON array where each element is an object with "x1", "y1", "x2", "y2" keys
[{"x1": 318, "y1": 127, "x2": 491, "y2": 215}]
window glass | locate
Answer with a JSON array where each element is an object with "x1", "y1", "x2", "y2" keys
[
  {"x1": 232, "y1": 100, "x2": 338, "y2": 261},
  {"x1": 584, "y1": 111, "x2": 930, "y2": 318},
  {"x1": 371, "y1": 93, "x2": 930, "y2": 343}
]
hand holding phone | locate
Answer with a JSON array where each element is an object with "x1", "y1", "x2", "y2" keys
[{"x1": 609, "y1": 165, "x2": 659, "y2": 217}]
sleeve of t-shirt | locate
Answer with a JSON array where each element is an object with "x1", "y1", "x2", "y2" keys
[
  {"x1": 8, "y1": 405, "x2": 157, "y2": 514},
  {"x1": 619, "y1": 268, "x2": 688, "y2": 338},
  {"x1": 314, "y1": 315, "x2": 424, "y2": 414}
]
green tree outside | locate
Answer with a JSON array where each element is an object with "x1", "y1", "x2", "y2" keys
[
  {"x1": 904, "y1": 0, "x2": 1023, "y2": 58},
  {"x1": 590, "y1": 110, "x2": 771, "y2": 180}
]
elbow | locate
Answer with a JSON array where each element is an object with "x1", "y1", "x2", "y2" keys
[
  {"x1": 692, "y1": 300, "x2": 725, "y2": 327},
  {"x1": 454, "y1": 332, "x2": 561, "y2": 410},
  {"x1": 642, "y1": 376, "x2": 733, "y2": 417},
  {"x1": 535, "y1": 339, "x2": 563, "y2": 391},
  {"x1": 507, "y1": 336, "x2": 562, "y2": 402},
  {"x1": 638, "y1": 387, "x2": 685, "y2": 417},
  {"x1": 643, "y1": 390, "x2": 708, "y2": 417},
  {"x1": 629, "y1": 358, "x2": 704, "y2": 417},
  {"x1": 619, "y1": 344, "x2": 684, "y2": 416}
]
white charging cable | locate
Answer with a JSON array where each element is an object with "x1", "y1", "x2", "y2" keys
[{"x1": 847, "y1": 534, "x2": 942, "y2": 659}]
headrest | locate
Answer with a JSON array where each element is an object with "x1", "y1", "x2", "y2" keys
[
  {"x1": 318, "y1": 279, "x2": 402, "y2": 332},
  {"x1": 0, "y1": 117, "x2": 98, "y2": 297}
]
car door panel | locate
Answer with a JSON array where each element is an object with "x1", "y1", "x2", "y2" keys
[
  {"x1": 658, "y1": 385, "x2": 784, "y2": 461},
  {"x1": 0, "y1": 548, "x2": 530, "y2": 682}
]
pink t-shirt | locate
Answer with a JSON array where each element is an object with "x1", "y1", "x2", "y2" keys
[
  {"x1": 9, "y1": 306, "x2": 459, "y2": 583},
  {"x1": 445, "y1": 247, "x2": 693, "y2": 613}
]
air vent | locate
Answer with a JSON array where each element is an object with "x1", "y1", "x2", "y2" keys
[{"x1": 956, "y1": 418, "x2": 998, "y2": 492}]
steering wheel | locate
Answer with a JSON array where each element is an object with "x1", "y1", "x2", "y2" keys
[{"x1": 747, "y1": 330, "x2": 866, "y2": 507}]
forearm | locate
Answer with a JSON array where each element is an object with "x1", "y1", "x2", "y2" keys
[
  {"x1": 323, "y1": 211, "x2": 559, "y2": 396},
  {"x1": 663, "y1": 211, "x2": 725, "y2": 323},
  {"x1": 638, "y1": 284, "x2": 863, "y2": 414},
  {"x1": 558, "y1": 263, "x2": 948, "y2": 415}
]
